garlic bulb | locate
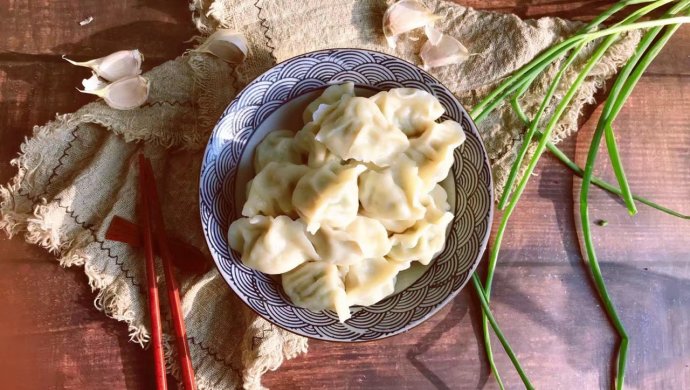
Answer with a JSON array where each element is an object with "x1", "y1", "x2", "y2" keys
[
  {"x1": 420, "y1": 27, "x2": 469, "y2": 70},
  {"x1": 63, "y1": 50, "x2": 143, "y2": 82},
  {"x1": 194, "y1": 30, "x2": 249, "y2": 64},
  {"x1": 383, "y1": 0, "x2": 439, "y2": 49},
  {"x1": 78, "y1": 75, "x2": 149, "y2": 110}
]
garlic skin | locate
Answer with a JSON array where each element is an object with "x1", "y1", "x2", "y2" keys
[
  {"x1": 383, "y1": 0, "x2": 439, "y2": 49},
  {"x1": 81, "y1": 72, "x2": 108, "y2": 92},
  {"x1": 194, "y1": 30, "x2": 249, "y2": 64},
  {"x1": 424, "y1": 24, "x2": 443, "y2": 45},
  {"x1": 63, "y1": 50, "x2": 143, "y2": 81},
  {"x1": 78, "y1": 75, "x2": 149, "y2": 110},
  {"x1": 420, "y1": 27, "x2": 469, "y2": 70}
]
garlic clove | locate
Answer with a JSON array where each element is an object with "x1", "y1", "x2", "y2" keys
[
  {"x1": 194, "y1": 30, "x2": 248, "y2": 64},
  {"x1": 420, "y1": 27, "x2": 469, "y2": 70},
  {"x1": 78, "y1": 75, "x2": 149, "y2": 110},
  {"x1": 81, "y1": 72, "x2": 108, "y2": 92},
  {"x1": 63, "y1": 50, "x2": 143, "y2": 82},
  {"x1": 424, "y1": 24, "x2": 443, "y2": 45},
  {"x1": 383, "y1": 0, "x2": 440, "y2": 49}
]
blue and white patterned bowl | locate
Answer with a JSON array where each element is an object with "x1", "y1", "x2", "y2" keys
[{"x1": 199, "y1": 48, "x2": 493, "y2": 342}]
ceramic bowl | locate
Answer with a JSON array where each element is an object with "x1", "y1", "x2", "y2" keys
[{"x1": 200, "y1": 48, "x2": 493, "y2": 341}]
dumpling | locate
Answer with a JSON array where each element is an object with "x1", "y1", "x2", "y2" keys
[
  {"x1": 292, "y1": 162, "x2": 366, "y2": 233},
  {"x1": 405, "y1": 120, "x2": 466, "y2": 192},
  {"x1": 425, "y1": 184, "x2": 451, "y2": 214},
  {"x1": 315, "y1": 96, "x2": 409, "y2": 167},
  {"x1": 253, "y1": 130, "x2": 302, "y2": 172},
  {"x1": 344, "y1": 257, "x2": 400, "y2": 307},
  {"x1": 282, "y1": 261, "x2": 351, "y2": 322},
  {"x1": 302, "y1": 82, "x2": 355, "y2": 124},
  {"x1": 242, "y1": 162, "x2": 309, "y2": 217},
  {"x1": 358, "y1": 155, "x2": 426, "y2": 233},
  {"x1": 227, "y1": 215, "x2": 318, "y2": 274},
  {"x1": 387, "y1": 209, "x2": 454, "y2": 265},
  {"x1": 293, "y1": 124, "x2": 339, "y2": 168},
  {"x1": 371, "y1": 88, "x2": 445, "y2": 137},
  {"x1": 308, "y1": 216, "x2": 391, "y2": 265}
]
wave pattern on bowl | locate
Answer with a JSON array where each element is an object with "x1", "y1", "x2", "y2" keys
[{"x1": 200, "y1": 49, "x2": 492, "y2": 342}]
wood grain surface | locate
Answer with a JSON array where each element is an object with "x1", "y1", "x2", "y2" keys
[{"x1": 1, "y1": 1, "x2": 689, "y2": 389}]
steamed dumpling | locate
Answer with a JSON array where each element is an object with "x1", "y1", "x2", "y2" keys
[
  {"x1": 253, "y1": 130, "x2": 302, "y2": 172},
  {"x1": 387, "y1": 208, "x2": 454, "y2": 265},
  {"x1": 344, "y1": 257, "x2": 400, "y2": 306},
  {"x1": 230, "y1": 84, "x2": 465, "y2": 322},
  {"x1": 293, "y1": 123, "x2": 339, "y2": 168},
  {"x1": 228, "y1": 215, "x2": 318, "y2": 274},
  {"x1": 242, "y1": 162, "x2": 309, "y2": 217},
  {"x1": 405, "y1": 120, "x2": 466, "y2": 192},
  {"x1": 371, "y1": 88, "x2": 445, "y2": 137},
  {"x1": 303, "y1": 82, "x2": 355, "y2": 124},
  {"x1": 308, "y1": 216, "x2": 392, "y2": 265},
  {"x1": 358, "y1": 155, "x2": 426, "y2": 232},
  {"x1": 282, "y1": 261, "x2": 351, "y2": 322},
  {"x1": 426, "y1": 184, "x2": 451, "y2": 213},
  {"x1": 292, "y1": 161, "x2": 366, "y2": 233},
  {"x1": 315, "y1": 96, "x2": 409, "y2": 167}
]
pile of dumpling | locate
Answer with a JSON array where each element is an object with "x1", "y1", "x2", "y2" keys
[{"x1": 228, "y1": 83, "x2": 466, "y2": 322}]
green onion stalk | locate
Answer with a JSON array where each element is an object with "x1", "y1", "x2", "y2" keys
[
  {"x1": 466, "y1": 1, "x2": 690, "y2": 388},
  {"x1": 578, "y1": 3, "x2": 690, "y2": 388},
  {"x1": 498, "y1": 0, "x2": 677, "y2": 211},
  {"x1": 478, "y1": 2, "x2": 673, "y2": 387}
]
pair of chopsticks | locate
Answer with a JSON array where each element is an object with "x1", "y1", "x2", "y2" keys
[{"x1": 137, "y1": 154, "x2": 196, "y2": 390}]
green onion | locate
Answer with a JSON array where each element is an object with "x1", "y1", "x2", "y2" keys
[
  {"x1": 498, "y1": 40, "x2": 588, "y2": 210},
  {"x1": 472, "y1": 274, "x2": 534, "y2": 390},
  {"x1": 508, "y1": 114, "x2": 690, "y2": 220},
  {"x1": 497, "y1": 0, "x2": 675, "y2": 209},
  {"x1": 470, "y1": 15, "x2": 690, "y2": 123},
  {"x1": 467, "y1": 2, "x2": 690, "y2": 389},
  {"x1": 479, "y1": 5, "x2": 674, "y2": 385},
  {"x1": 600, "y1": 0, "x2": 690, "y2": 215},
  {"x1": 472, "y1": 276, "x2": 505, "y2": 390},
  {"x1": 480, "y1": 34, "x2": 613, "y2": 389},
  {"x1": 579, "y1": 7, "x2": 689, "y2": 388}
]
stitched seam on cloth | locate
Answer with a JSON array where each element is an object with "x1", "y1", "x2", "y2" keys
[
  {"x1": 17, "y1": 153, "x2": 145, "y2": 294},
  {"x1": 52, "y1": 197, "x2": 145, "y2": 294},
  {"x1": 46, "y1": 127, "x2": 79, "y2": 187},
  {"x1": 251, "y1": 328, "x2": 270, "y2": 350},
  {"x1": 189, "y1": 336, "x2": 242, "y2": 373},
  {"x1": 254, "y1": 0, "x2": 277, "y2": 64},
  {"x1": 54, "y1": 198, "x2": 93, "y2": 230},
  {"x1": 141, "y1": 100, "x2": 196, "y2": 109}
]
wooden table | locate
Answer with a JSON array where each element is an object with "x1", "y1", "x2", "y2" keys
[{"x1": 1, "y1": 1, "x2": 689, "y2": 389}]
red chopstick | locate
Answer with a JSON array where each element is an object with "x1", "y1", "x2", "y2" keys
[
  {"x1": 137, "y1": 155, "x2": 168, "y2": 390},
  {"x1": 139, "y1": 155, "x2": 197, "y2": 390}
]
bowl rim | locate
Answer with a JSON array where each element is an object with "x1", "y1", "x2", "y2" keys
[{"x1": 199, "y1": 47, "x2": 494, "y2": 342}]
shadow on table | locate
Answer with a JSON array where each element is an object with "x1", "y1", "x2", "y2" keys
[
  {"x1": 499, "y1": 258, "x2": 690, "y2": 388},
  {"x1": 51, "y1": 21, "x2": 195, "y2": 68},
  {"x1": 406, "y1": 290, "x2": 493, "y2": 390}
]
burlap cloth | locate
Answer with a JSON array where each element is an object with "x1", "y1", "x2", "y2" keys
[{"x1": 0, "y1": 0, "x2": 640, "y2": 388}]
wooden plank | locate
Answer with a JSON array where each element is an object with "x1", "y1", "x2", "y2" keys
[
  {"x1": 647, "y1": 28, "x2": 690, "y2": 76},
  {"x1": 0, "y1": 62, "x2": 92, "y2": 184},
  {"x1": 575, "y1": 76, "x2": 690, "y2": 265},
  {"x1": 0, "y1": 261, "x2": 156, "y2": 389},
  {"x1": 0, "y1": 0, "x2": 196, "y2": 59},
  {"x1": 0, "y1": 4, "x2": 194, "y2": 183}
]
